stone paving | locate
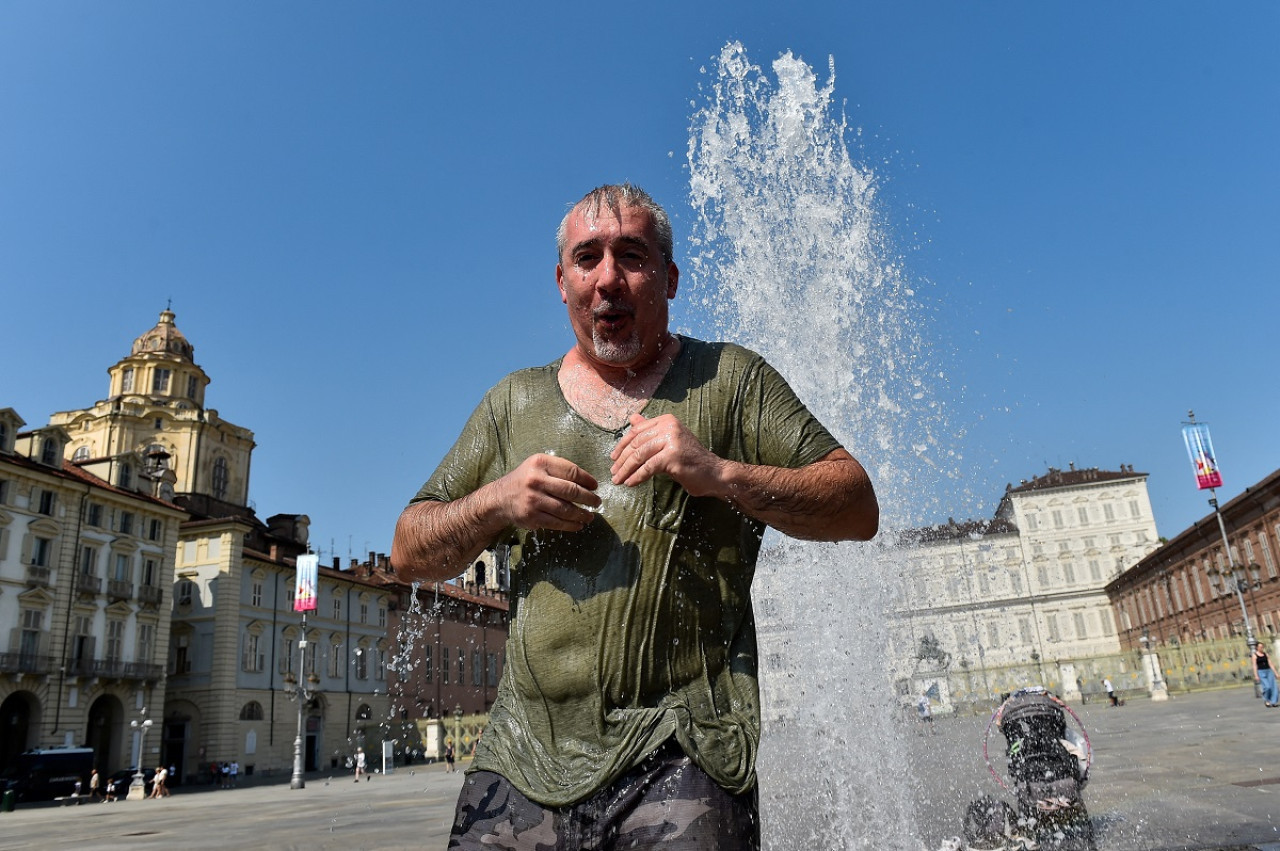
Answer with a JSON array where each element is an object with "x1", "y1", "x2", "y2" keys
[{"x1": 1, "y1": 686, "x2": 1277, "y2": 849}]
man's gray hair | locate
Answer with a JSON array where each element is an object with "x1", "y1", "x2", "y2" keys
[{"x1": 556, "y1": 183, "x2": 674, "y2": 265}]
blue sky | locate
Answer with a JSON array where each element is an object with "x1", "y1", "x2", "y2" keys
[{"x1": 3, "y1": 2, "x2": 1276, "y2": 563}]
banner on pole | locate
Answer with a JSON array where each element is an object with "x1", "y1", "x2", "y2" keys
[
  {"x1": 1182, "y1": 423, "x2": 1223, "y2": 490},
  {"x1": 294, "y1": 553, "x2": 318, "y2": 612}
]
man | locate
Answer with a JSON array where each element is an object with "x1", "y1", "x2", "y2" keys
[{"x1": 392, "y1": 183, "x2": 878, "y2": 849}]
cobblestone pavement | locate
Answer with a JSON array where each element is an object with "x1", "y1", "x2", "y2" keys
[{"x1": 2, "y1": 687, "x2": 1278, "y2": 849}]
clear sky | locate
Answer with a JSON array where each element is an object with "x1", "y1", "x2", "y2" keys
[{"x1": 3, "y1": 2, "x2": 1276, "y2": 564}]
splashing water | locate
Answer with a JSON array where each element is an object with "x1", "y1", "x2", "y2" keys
[{"x1": 684, "y1": 43, "x2": 951, "y2": 849}]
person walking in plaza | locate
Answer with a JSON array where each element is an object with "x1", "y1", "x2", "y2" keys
[
  {"x1": 443, "y1": 741, "x2": 455, "y2": 774},
  {"x1": 149, "y1": 765, "x2": 168, "y2": 798},
  {"x1": 229, "y1": 760, "x2": 238, "y2": 787},
  {"x1": 1104, "y1": 676, "x2": 1118, "y2": 707},
  {"x1": 354, "y1": 746, "x2": 367, "y2": 782},
  {"x1": 916, "y1": 694, "x2": 937, "y2": 736},
  {"x1": 391, "y1": 183, "x2": 879, "y2": 849},
  {"x1": 1252, "y1": 644, "x2": 1279, "y2": 707},
  {"x1": 88, "y1": 768, "x2": 103, "y2": 802}
]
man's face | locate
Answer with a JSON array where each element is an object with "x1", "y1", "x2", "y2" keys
[{"x1": 556, "y1": 203, "x2": 678, "y2": 371}]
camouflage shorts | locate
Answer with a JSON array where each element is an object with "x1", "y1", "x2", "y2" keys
[{"x1": 447, "y1": 742, "x2": 760, "y2": 850}]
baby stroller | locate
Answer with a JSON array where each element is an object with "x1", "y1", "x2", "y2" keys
[{"x1": 969, "y1": 687, "x2": 1095, "y2": 850}]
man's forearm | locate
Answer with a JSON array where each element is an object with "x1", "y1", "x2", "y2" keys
[
  {"x1": 390, "y1": 493, "x2": 507, "y2": 584},
  {"x1": 716, "y1": 449, "x2": 878, "y2": 542}
]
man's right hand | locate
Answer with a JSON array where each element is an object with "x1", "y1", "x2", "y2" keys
[{"x1": 494, "y1": 453, "x2": 601, "y2": 532}]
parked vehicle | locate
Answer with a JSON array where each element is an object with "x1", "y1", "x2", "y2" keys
[{"x1": 0, "y1": 748, "x2": 95, "y2": 802}]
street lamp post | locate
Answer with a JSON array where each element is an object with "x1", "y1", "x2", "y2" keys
[
  {"x1": 282, "y1": 620, "x2": 320, "y2": 790},
  {"x1": 128, "y1": 707, "x2": 153, "y2": 801},
  {"x1": 1207, "y1": 498, "x2": 1257, "y2": 656},
  {"x1": 454, "y1": 704, "x2": 463, "y2": 759}
]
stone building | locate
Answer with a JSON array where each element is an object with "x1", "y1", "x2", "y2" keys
[
  {"x1": 4, "y1": 310, "x2": 394, "y2": 784},
  {"x1": 1107, "y1": 467, "x2": 1280, "y2": 650},
  {"x1": 0, "y1": 407, "x2": 186, "y2": 776},
  {"x1": 888, "y1": 465, "x2": 1161, "y2": 699}
]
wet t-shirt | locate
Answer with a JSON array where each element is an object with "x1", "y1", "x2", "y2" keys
[{"x1": 411, "y1": 337, "x2": 842, "y2": 806}]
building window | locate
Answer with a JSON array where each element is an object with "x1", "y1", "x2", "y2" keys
[
  {"x1": 187, "y1": 375, "x2": 198, "y2": 398},
  {"x1": 152, "y1": 368, "x2": 171, "y2": 393},
  {"x1": 242, "y1": 633, "x2": 263, "y2": 672},
  {"x1": 457, "y1": 647, "x2": 465, "y2": 683},
  {"x1": 1046, "y1": 614, "x2": 1061, "y2": 643},
  {"x1": 378, "y1": 606, "x2": 387, "y2": 628},
  {"x1": 137, "y1": 623, "x2": 153, "y2": 661},
  {"x1": 1052, "y1": 510, "x2": 1064, "y2": 529},
  {"x1": 329, "y1": 642, "x2": 343, "y2": 678},
  {"x1": 106, "y1": 620, "x2": 124, "y2": 661},
  {"x1": 20, "y1": 609, "x2": 43, "y2": 663},
  {"x1": 1072, "y1": 613, "x2": 1087, "y2": 639},
  {"x1": 119, "y1": 512, "x2": 135, "y2": 535},
  {"x1": 72, "y1": 446, "x2": 90, "y2": 462},
  {"x1": 118, "y1": 463, "x2": 132, "y2": 489},
  {"x1": 1077, "y1": 507, "x2": 1089, "y2": 525},
  {"x1": 375, "y1": 649, "x2": 386, "y2": 681},
  {"x1": 472, "y1": 650, "x2": 482, "y2": 686},
  {"x1": 142, "y1": 558, "x2": 157, "y2": 587},
  {"x1": 240, "y1": 701, "x2": 265, "y2": 721},
  {"x1": 360, "y1": 603, "x2": 369, "y2": 625},
  {"x1": 1103, "y1": 503, "x2": 1115, "y2": 522},
  {"x1": 113, "y1": 553, "x2": 130, "y2": 582},
  {"x1": 121, "y1": 368, "x2": 134, "y2": 393},
  {"x1": 40, "y1": 439, "x2": 58, "y2": 465},
  {"x1": 177, "y1": 579, "x2": 195, "y2": 606},
  {"x1": 333, "y1": 598, "x2": 341, "y2": 620},
  {"x1": 212, "y1": 457, "x2": 228, "y2": 501},
  {"x1": 280, "y1": 637, "x2": 296, "y2": 674},
  {"x1": 31, "y1": 537, "x2": 52, "y2": 567},
  {"x1": 424, "y1": 646, "x2": 433, "y2": 683},
  {"x1": 87, "y1": 503, "x2": 103, "y2": 526},
  {"x1": 80, "y1": 545, "x2": 99, "y2": 576},
  {"x1": 1089, "y1": 560, "x2": 1101, "y2": 581},
  {"x1": 1262, "y1": 534, "x2": 1277, "y2": 579},
  {"x1": 487, "y1": 653, "x2": 499, "y2": 687},
  {"x1": 442, "y1": 647, "x2": 449, "y2": 684},
  {"x1": 1063, "y1": 563, "x2": 1075, "y2": 585},
  {"x1": 355, "y1": 648, "x2": 368, "y2": 680},
  {"x1": 148, "y1": 519, "x2": 162, "y2": 541},
  {"x1": 38, "y1": 489, "x2": 56, "y2": 516}
]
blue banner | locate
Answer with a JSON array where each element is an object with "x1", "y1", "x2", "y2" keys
[
  {"x1": 1182, "y1": 423, "x2": 1223, "y2": 491},
  {"x1": 294, "y1": 553, "x2": 318, "y2": 612}
]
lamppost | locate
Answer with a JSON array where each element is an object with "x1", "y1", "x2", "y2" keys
[
  {"x1": 128, "y1": 707, "x2": 153, "y2": 801},
  {"x1": 282, "y1": 638, "x2": 320, "y2": 790},
  {"x1": 286, "y1": 552, "x2": 320, "y2": 790},
  {"x1": 454, "y1": 704, "x2": 463, "y2": 758}
]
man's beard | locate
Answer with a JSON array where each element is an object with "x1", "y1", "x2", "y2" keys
[{"x1": 591, "y1": 328, "x2": 642, "y2": 364}]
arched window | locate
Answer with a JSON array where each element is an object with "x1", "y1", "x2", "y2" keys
[
  {"x1": 212, "y1": 457, "x2": 228, "y2": 500},
  {"x1": 40, "y1": 439, "x2": 58, "y2": 465},
  {"x1": 72, "y1": 446, "x2": 90, "y2": 462},
  {"x1": 239, "y1": 701, "x2": 265, "y2": 721}
]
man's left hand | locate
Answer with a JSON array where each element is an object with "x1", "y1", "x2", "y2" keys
[{"x1": 609, "y1": 412, "x2": 724, "y2": 496}]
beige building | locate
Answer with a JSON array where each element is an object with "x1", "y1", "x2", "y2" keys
[
  {"x1": 889, "y1": 465, "x2": 1161, "y2": 700},
  {"x1": 4, "y1": 310, "x2": 393, "y2": 785},
  {"x1": 0, "y1": 407, "x2": 186, "y2": 776}
]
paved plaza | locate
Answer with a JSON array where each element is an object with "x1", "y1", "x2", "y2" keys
[{"x1": 2, "y1": 686, "x2": 1278, "y2": 850}]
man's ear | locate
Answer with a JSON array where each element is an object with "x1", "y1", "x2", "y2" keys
[
  {"x1": 556, "y1": 264, "x2": 568, "y2": 304},
  {"x1": 666, "y1": 262, "x2": 679, "y2": 299}
]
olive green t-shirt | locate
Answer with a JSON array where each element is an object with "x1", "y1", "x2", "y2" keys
[{"x1": 411, "y1": 337, "x2": 841, "y2": 806}]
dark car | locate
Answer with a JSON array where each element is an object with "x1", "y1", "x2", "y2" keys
[
  {"x1": 0, "y1": 748, "x2": 95, "y2": 801},
  {"x1": 106, "y1": 768, "x2": 156, "y2": 798}
]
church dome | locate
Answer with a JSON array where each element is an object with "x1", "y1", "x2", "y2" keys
[{"x1": 132, "y1": 309, "x2": 194, "y2": 360}]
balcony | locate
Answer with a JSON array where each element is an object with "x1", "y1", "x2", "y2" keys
[
  {"x1": 137, "y1": 585, "x2": 164, "y2": 606},
  {"x1": 25, "y1": 565, "x2": 51, "y2": 588},
  {"x1": 76, "y1": 574, "x2": 102, "y2": 595},
  {"x1": 107, "y1": 579, "x2": 133, "y2": 601},
  {"x1": 66, "y1": 658, "x2": 165, "y2": 682},
  {"x1": 0, "y1": 652, "x2": 53, "y2": 676}
]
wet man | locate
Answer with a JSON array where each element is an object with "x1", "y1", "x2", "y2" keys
[{"x1": 392, "y1": 183, "x2": 878, "y2": 850}]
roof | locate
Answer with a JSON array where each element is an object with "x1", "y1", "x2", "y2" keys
[
  {"x1": 0, "y1": 451, "x2": 187, "y2": 514},
  {"x1": 1004, "y1": 465, "x2": 1145, "y2": 495}
]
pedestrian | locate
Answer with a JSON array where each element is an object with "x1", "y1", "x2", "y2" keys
[
  {"x1": 1252, "y1": 644, "x2": 1279, "y2": 707},
  {"x1": 391, "y1": 183, "x2": 879, "y2": 849},
  {"x1": 220, "y1": 760, "x2": 230, "y2": 788},
  {"x1": 916, "y1": 694, "x2": 937, "y2": 736},
  {"x1": 169, "y1": 764, "x2": 177, "y2": 789},
  {"x1": 1104, "y1": 677, "x2": 1118, "y2": 707},
  {"x1": 444, "y1": 741, "x2": 455, "y2": 774},
  {"x1": 230, "y1": 760, "x2": 238, "y2": 787},
  {"x1": 104, "y1": 776, "x2": 117, "y2": 803},
  {"x1": 150, "y1": 765, "x2": 168, "y2": 798},
  {"x1": 354, "y1": 747, "x2": 367, "y2": 782},
  {"x1": 209, "y1": 761, "x2": 219, "y2": 786},
  {"x1": 88, "y1": 768, "x2": 103, "y2": 802}
]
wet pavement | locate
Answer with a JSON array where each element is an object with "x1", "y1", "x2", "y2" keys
[{"x1": 1, "y1": 686, "x2": 1277, "y2": 849}]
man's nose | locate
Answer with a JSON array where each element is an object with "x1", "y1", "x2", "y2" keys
[{"x1": 594, "y1": 250, "x2": 625, "y2": 290}]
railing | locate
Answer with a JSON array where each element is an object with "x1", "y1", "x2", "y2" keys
[
  {"x1": 0, "y1": 652, "x2": 54, "y2": 676},
  {"x1": 107, "y1": 579, "x2": 133, "y2": 601},
  {"x1": 25, "y1": 565, "x2": 51, "y2": 587},
  {"x1": 137, "y1": 585, "x2": 164, "y2": 605},
  {"x1": 76, "y1": 574, "x2": 102, "y2": 595},
  {"x1": 66, "y1": 658, "x2": 165, "y2": 681}
]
